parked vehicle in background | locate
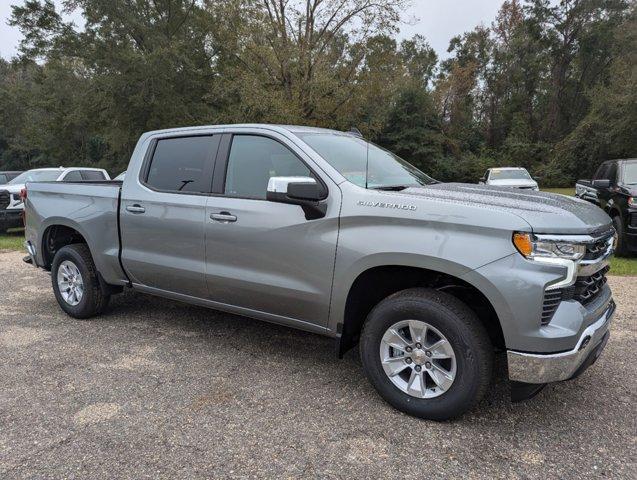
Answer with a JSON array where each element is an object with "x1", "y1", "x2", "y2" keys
[
  {"x1": 114, "y1": 171, "x2": 126, "y2": 181},
  {"x1": 24, "y1": 124, "x2": 616, "y2": 420},
  {"x1": 479, "y1": 167, "x2": 539, "y2": 190},
  {"x1": 0, "y1": 167, "x2": 110, "y2": 232},
  {"x1": 576, "y1": 159, "x2": 637, "y2": 255},
  {"x1": 0, "y1": 171, "x2": 23, "y2": 185}
]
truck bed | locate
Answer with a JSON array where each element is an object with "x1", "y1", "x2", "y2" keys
[{"x1": 24, "y1": 181, "x2": 127, "y2": 285}]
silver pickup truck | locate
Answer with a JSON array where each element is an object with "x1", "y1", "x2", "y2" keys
[{"x1": 24, "y1": 124, "x2": 616, "y2": 420}]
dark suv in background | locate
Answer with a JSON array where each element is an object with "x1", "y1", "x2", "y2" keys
[{"x1": 576, "y1": 159, "x2": 637, "y2": 255}]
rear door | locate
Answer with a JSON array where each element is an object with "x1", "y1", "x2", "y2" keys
[
  {"x1": 203, "y1": 131, "x2": 340, "y2": 328},
  {"x1": 120, "y1": 134, "x2": 220, "y2": 298}
]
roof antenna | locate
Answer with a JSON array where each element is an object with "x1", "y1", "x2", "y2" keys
[{"x1": 363, "y1": 130, "x2": 370, "y2": 189}]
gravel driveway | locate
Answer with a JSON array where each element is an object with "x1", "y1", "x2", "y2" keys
[{"x1": 0, "y1": 250, "x2": 635, "y2": 479}]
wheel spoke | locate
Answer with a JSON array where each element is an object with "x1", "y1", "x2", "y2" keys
[
  {"x1": 428, "y1": 364, "x2": 454, "y2": 392},
  {"x1": 408, "y1": 320, "x2": 427, "y2": 345},
  {"x1": 382, "y1": 328, "x2": 411, "y2": 352},
  {"x1": 382, "y1": 356, "x2": 410, "y2": 377},
  {"x1": 428, "y1": 338, "x2": 453, "y2": 359},
  {"x1": 406, "y1": 369, "x2": 422, "y2": 395}
]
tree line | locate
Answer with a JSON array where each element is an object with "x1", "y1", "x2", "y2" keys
[{"x1": 0, "y1": 0, "x2": 635, "y2": 185}]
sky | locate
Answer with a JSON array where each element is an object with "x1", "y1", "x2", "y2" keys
[{"x1": 0, "y1": 0, "x2": 506, "y2": 61}]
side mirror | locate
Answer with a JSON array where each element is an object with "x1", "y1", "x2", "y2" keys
[
  {"x1": 266, "y1": 176, "x2": 327, "y2": 220},
  {"x1": 592, "y1": 179, "x2": 610, "y2": 189},
  {"x1": 479, "y1": 177, "x2": 486, "y2": 183}
]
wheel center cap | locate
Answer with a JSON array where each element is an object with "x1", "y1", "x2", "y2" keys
[{"x1": 412, "y1": 349, "x2": 426, "y2": 365}]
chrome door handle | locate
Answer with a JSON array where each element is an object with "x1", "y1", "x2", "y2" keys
[
  {"x1": 210, "y1": 212, "x2": 237, "y2": 223},
  {"x1": 126, "y1": 204, "x2": 146, "y2": 214}
]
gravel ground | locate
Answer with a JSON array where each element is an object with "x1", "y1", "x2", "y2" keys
[{"x1": 0, "y1": 250, "x2": 635, "y2": 479}]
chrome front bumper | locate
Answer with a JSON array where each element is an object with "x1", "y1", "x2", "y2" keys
[{"x1": 507, "y1": 300, "x2": 615, "y2": 384}]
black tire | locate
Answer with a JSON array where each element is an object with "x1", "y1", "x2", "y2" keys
[
  {"x1": 360, "y1": 288, "x2": 493, "y2": 421},
  {"x1": 613, "y1": 215, "x2": 628, "y2": 256},
  {"x1": 51, "y1": 244, "x2": 110, "y2": 319}
]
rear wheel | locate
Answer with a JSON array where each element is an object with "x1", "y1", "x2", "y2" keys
[
  {"x1": 51, "y1": 244, "x2": 110, "y2": 318},
  {"x1": 360, "y1": 288, "x2": 493, "y2": 420}
]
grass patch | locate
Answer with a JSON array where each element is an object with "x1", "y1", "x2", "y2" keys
[
  {"x1": 0, "y1": 228, "x2": 25, "y2": 252},
  {"x1": 609, "y1": 256, "x2": 637, "y2": 276},
  {"x1": 541, "y1": 187, "x2": 575, "y2": 196}
]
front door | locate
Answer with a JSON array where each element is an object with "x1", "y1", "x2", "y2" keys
[
  {"x1": 204, "y1": 133, "x2": 340, "y2": 328},
  {"x1": 120, "y1": 134, "x2": 219, "y2": 298}
]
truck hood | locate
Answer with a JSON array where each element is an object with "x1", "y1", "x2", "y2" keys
[{"x1": 396, "y1": 183, "x2": 612, "y2": 234}]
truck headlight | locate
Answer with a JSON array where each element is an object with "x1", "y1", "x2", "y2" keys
[{"x1": 512, "y1": 232, "x2": 586, "y2": 261}]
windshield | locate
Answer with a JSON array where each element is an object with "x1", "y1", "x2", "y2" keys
[
  {"x1": 296, "y1": 133, "x2": 435, "y2": 189},
  {"x1": 623, "y1": 162, "x2": 637, "y2": 184},
  {"x1": 489, "y1": 169, "x2": 532, "y2": 180},
  {"x1": 8, "y1": 170, "x2": 61, "y2": 184}
]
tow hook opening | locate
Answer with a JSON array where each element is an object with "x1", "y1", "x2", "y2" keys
[{"x1": 579, "y1": 335, "x2": 591, "y2": 351}]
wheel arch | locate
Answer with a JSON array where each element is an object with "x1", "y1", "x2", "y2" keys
[
  {"x1": 40, "y1": 219, "x2": 93, "y2": 270},
  {"x1": 336, "y1": 264, "x2": 505, "y2": 358}
]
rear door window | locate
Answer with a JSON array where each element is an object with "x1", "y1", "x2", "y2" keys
[{"x1": 145, "y1": 136, "x2": 219, "y2": 193}]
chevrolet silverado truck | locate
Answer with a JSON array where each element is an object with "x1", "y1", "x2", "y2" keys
[
  {"x1": 23, "y1": 125, "x2": 617, "y2": 420},
  {"x1": 576, "y1": 158, "x2": 637, "y2": 255}
]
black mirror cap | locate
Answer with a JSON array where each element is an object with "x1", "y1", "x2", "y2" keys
[
  {"x1": 593, "y1": 179, "x2": 611, "y2": 188},
  {"x1": 287, "y1": 182, "x2": 326, "y2": 201},
  {"x1": 265, "y1": 182, "x2": 328, "y2": 220}
]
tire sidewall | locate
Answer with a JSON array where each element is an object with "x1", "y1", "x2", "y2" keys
[
  {"x1": 51, "y1": 246, "x2": 96, "y2": 317},
  {"x1": 360, "y1": 292, "x2": 489, "y2": 420},
  {"x1": 613, "y1": 216, "x2": 625, "y2": 255}
]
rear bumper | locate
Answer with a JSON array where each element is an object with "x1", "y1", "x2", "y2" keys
[
  {"x1": 0, "y1": 209, "x2": 23, "y2": 228},
  {"x1": 507, "y1": 300, "x2": 615, "y2": 384}
]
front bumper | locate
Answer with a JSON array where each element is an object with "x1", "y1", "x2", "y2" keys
[{"x1": 507, "y1": 300, "x2": 615, "y2": 384}]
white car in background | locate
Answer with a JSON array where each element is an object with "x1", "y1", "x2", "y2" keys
[
  {"x1": 479, "y1": 167, "x2": 539, "y2": 191},
  {"x1": 0, "y1": 167, "x2": 110, "y2": 232}
]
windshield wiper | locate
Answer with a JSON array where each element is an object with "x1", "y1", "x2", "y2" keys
[{"x1": 369, "y1": 184, "x2": 414, "y2": 191}]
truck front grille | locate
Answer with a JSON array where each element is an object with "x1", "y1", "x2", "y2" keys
[
  {"x1": 541, "y1": 289, "x2": 563, "y2": 326},
  {"x1": 0, "y1": 190, "x2": 9, "y2": 210},
  {"x1": 541, "y1": 265, "x2": 610, "y2": 326},
  {"x1": 582, "y1": 234, "x2": 613, "y2": 261},
  {"x1": 630, "y1": 213, "x2": 637, "y2": 228},
  {"x1": 562, "y1": 265, "x2": 610, "y2": 305}
]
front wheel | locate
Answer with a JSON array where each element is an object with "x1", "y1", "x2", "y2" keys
[
  {"x1": 360, "y1": 288, "x2": 493, "y2": 420},
  {"x1": 613, "y1": 215, "x2": 628, "y2": 256},
  {"x1": 51, "y1": 244, "x2": 110, "y2": 319}
]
